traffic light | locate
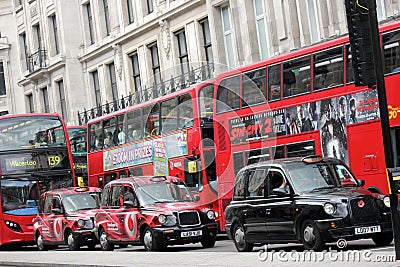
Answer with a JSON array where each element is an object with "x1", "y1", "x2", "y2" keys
[{"x1": 345, "y1": 0, "x2": 376, "y2": 87}]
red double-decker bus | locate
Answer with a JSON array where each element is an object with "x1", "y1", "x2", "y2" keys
[
  {"x1": 0, "y1": 113, "x2": 75, "y2": 246},
  {"x1": 86, "y1": 81, "x2": 220, "y2": 225},
  {"x1": 67, "y1": 126, "x2": 88, "y2": 186},
  {"x1": 213, "y1": 20, "x2": 400, "y2": 231}
]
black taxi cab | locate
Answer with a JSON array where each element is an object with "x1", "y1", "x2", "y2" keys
[
  {"x1": 225, "y1": 155, "x2": 393, "y2": 252},
  {"x1": 94, "y1": 176, "x2": 218, "y2": 251}
]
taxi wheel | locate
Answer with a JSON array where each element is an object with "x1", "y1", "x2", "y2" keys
[
  {"x1": 67, "y1": 230, "x2": 80, "y2": 251},
  {"x1": 100, "y1": 228, "x2": 114, "y2": 251},
  {"x1": 201, "y1": 236, "x2": 216, "y2": 248},
  {"x1": 372, "y1": 232, "x2": 393, "y2": 246},
  {"x1": 36, "y1": 232, "x2": 48, "y2": 251},
  {"x1": 143, "y1": 227, "x2": 165, "y2": 251},
  {"x1": 233, "y1": 223, "x2": 253, "y2": 252},
  {"x1": 301, "y1": 219, "x2": 324, "y2": 251}
]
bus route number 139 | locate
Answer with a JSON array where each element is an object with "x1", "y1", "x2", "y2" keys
[{"x1": 48, "y1": 155, "x2": 61, "y2": 166}]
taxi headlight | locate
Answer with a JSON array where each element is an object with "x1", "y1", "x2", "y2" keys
[
  {"x1": 77, "y1": 219, "x2": 85, "y2": 227},
  {"x1": 383, "y1": 196, "x2": 390, "y2": 208},
  {"x1": 158, "y1": 214, "x2": 167, "y2": 224},
  {"x1": 77, "y1": 219, "x2": 93, "y2": 229},
  {"x1": 206, "y1": 210, "x2": 215, "y2": 220},
  {"x1": 324, "y1": 203, "x2": 335, "y2": 215}
]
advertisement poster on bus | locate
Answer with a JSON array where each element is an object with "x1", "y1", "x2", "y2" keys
[
  {"x1": 229, "y1": 109, "x2": 286, "y2": 144},
  {"x1": 103, "y1": 131, "x2": 188, "y2": 171},
  {"x1": 153, "y1": 140, "x2": 168, "y2": 176}
]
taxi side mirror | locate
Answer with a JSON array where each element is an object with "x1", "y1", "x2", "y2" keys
[
  {"x1": 52, "y1": 208, "x2": 62, "y2": 214},
  {"x1": 272, "y1": 188, "x2": 289, "y2": 196},
  {"x1": 357, "y1": 179, "x2": 365, "y2": 187},
  {"x1": 193, "y1": 195, "x2": 200, "y2": 202},
  {"x1": 124, "y1": 200, "x2": 138, "y2": 208}
]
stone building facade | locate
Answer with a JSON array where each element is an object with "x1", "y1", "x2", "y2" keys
[{"x1": 1, "y1": 0, "x2": 399, "y2": 125}]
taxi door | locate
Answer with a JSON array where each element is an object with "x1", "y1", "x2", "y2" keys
[
  {"x1": 103, "y1": 184, "x2": 125, "y2": 242},
  {"x1": 48, "y1": 196, "x2": 64, "y2": 243},
  {"x1": 119, "y1": 184, "x2": 140, "y2": 242}
]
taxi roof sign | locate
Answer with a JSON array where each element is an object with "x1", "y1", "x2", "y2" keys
[
  {"x1": 302, "y1": 155, "x2": 323, "y2": 164},
  {"x1": 150, "y1": 176, "x2": 167, "y2": 182},
  {"x1": 75, "y1": 186, "x2": 89, "y2": 192}
]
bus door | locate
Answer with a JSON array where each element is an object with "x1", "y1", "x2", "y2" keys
[
  {"x1": 347, "y1": 121, "x2": 387, "y2": 193},
  {"x1": 184, "y1": 157, "x2": 202, "y2": 195},
  {"x1": 393, "y1": 127, "x2": 400, "y2": 168}
]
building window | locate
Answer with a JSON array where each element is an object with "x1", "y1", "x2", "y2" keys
[
  {"x1": 108, "y1": 62, "x2": 118, "y2": 100},
  {"x1": 42, "y1": 87, "x2": 49, "y2": 113},
  {"x1": 92, "y1": 70, "x2": 101, "y2": 107},
  {"x1": 175, "y1": 29, "x2": 189, "y2": 75},
  {"x1": 148, "y1": 42, "x2": 161, "y2": 85},
  {"x1": 86, "y1": 3, "x2": 95, "y2": 44},
  {"x1": 0, "y1": 62, "x2": 6, "y2": 96},
  {"x1": 127, "y1": 0, "x2": 134, "y2": 24},
  {"x1": 57, "y1": 80, "x2": 67, "y2": 120},
  {"x1": 50, "y1": 14, "x2": 60, "y2": 55},
  {"x1": 27, "y1": 94, "x2": 34, "y2": 113},
  {"x1": 306, "y1": 0, "x2": 320, "y2": 43},
  {"x1": 147, "y1": 0, "x2": 154, "y2": 14},
  {"x1": 221, "y1": 6, "x2": 235, "y2": 68},
  {"x1": 129, "y1": 51, "x2": 141, "y2": 93},
  {"x1": 200, "y1": 18, "x2": 213, "y2": 64},
  {"x1": 253, "y1": 0, "x2": 270, "y2": 60},
  {"x1": 33, "y1": 24, "x2": 42, "y2": 52},
  {"x1": 19, "y1": 33, "x2": 29, "y2": 70},
  {"x1": 103, "y1": 0, "x2": 111, "y2": 36}
]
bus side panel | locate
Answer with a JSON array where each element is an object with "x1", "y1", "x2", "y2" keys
[
  {"x1": 347, "y1": 121, "x2": 388, "y2": 194},
  {"x1": 385, "y1": 75, "x2": 400, "y2": 127},
  {"x1": 88, "y1": 151, "x2": 104, "y2": 187}
]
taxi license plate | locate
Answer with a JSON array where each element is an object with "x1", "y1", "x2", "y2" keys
[
  {"x1": 181, "y1": 230, "x2": 202, "y2": 238},
  {"x1": 355, "y1": 225, "x2": 381, "y2": 235}
]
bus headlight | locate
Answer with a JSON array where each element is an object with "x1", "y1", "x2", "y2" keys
[
  {"x1": 206, "y1": 210, "x2": 215, "y2": 220},
  {"x1": 324, "y1": 203, "x2": 335, "y2": 215},
  {"x1": 383, "y1": 196, "x2": 390, "y2": 208}
]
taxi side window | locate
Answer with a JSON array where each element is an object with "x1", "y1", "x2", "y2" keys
[
  {"x1": 101, "y1": 185, "x2": 110, "y2": 207},
  {"x1": 233, "y1": 172, "x2": 246, "y2": 200},
  {"x1": 247, "y1": 168, "x2": 267, "y2": 198},
  {"x1": 43, "y1": 195, "x2": 53, "y2": 215},
  {"x1": 110, "y1": 185, "x2": 123, "y2": 208},
  {"x1": 267, "y1": 171, "x2": 287, "y2": 196},
  {"x1": 52, "y1": 197, "x2": 61, "y2": 211},
  {"x1": 123, "y1": 186, "x2": 136, "y2": 203}
]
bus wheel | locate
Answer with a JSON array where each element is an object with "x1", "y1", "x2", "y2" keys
[
  {"x1": 99, "y1": 228, "x2": 114, "y2": 251},
  {"x1": 233, "y1": 223, "x2": 253, "y2": 252},
  {"x1": 201, "y1": 236, "x2": 216, "y2": 248},
  {"x1": 301, "y1": 219, "x2": 324, "y2": 251},
  {"x1": 143, "y1": 227, "x2": 165, "y2": 251},
  {"x1": 67, "y1": 230, "x2": 80, "y2": 251},
  {"x1": 36, "y1": 232, "x2": 48, "y2": 251},
  {"x1": 372, "y1": 232, "x2": 393, "y2": 246}
]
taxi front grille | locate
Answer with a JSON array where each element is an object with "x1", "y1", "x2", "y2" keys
[
  {"x1": 349, "y1": 198, "x2": 379, "y2": 224},
  {"x1": 178, "y1": 211, "x2": 201, "y2": 227}
]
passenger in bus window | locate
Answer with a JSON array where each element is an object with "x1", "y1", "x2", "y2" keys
[
  {"x1": 104, "y1": 132, "x2": 113, "y2": 148},
  {"x1": 118, "y1": 127, "x2": 126, "y2": 145}
]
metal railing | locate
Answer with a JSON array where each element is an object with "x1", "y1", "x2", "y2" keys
[
  {"x1": 27, "y1": 49, "x2": 47, "y2": 73},
  {"x1": 77, "y1": 62, "x2": 214, "y2": 125}
]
